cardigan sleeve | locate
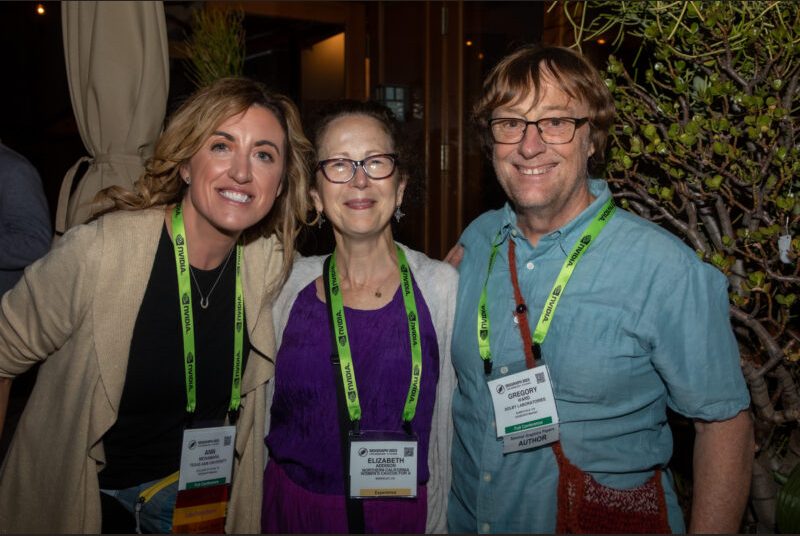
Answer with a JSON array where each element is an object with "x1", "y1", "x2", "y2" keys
[
  {"x1": 0, "y1": 221, "x2": 101, "y2": 378},
  {"x1": 398, "y1": 244, "x2": 458, "y2": 534}
]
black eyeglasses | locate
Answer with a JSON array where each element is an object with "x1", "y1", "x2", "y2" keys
[
  {"x1": 489, "y1": 117, "x2": 589, "y2": 145},
  {"x1": 317, "y1": 153, "x2": 398, "y2": 183}
]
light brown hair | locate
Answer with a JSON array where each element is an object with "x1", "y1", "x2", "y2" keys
[
  {"x1": 98, "y1": 77, "x2": 313, "y2": 276},
  {"x1": 473, "y1": 45, "x2": 616, "y2": 176}
]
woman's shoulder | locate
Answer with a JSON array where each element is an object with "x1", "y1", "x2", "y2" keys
[
  {"x1": 89, "y1": 207, "x2": 165, "y2": 242},
  {"x1": 274, "y1": 254, "x2": 324, "y2": 309},
  {"x1": 242, "y1": 233, "x2": 282, "y2": 267},
  {"x1": 272, "y1": 254, "x2": 325, "y2": 339},
  {"x1": 55, "y1": 207, "x2": 162, "y2": 250},
  {"x1": 292, "y1": 253, "x2": 326, "y2": 270},
  {"x1": 98, "y1": 206, "x2": 164, "y2": 225},
  {"x1": 398, "y1": 244, "x2": 458, "y2": 317},
  {"x1": 398, "y1": 243, "x2": 457, "y2": 283},
  {"x1": 287, "y1": 254, "x2": 325, "y2": 285}
]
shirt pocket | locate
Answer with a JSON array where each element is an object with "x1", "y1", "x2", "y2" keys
[{"x1": 545, "y1": 297, "x2": 652, "y2": 407}]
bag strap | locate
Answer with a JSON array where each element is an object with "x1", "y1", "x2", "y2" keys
[
  {"x1": 508, "y1": 242, "x2": 669, "y2": 533},
  {"x1": 508, "y1": 240, "x2": 539, "y2": 369},
  {"x1": 323, "y1": 255, "x2": 366, "y2": 533},
  {"x1": 507, "y1": 240, "x2": 571, "y2": 465}
]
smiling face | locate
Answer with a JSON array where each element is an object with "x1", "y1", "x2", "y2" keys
[
  {"x1": 179, "y1": 105, "x2": 286, "y2": 243},
  {"x1": 491, "y1": 68, "x2": 595, "y2": 226},
  {"x1": 311, "y1": 113, "x2": 406, "y2": 242}
]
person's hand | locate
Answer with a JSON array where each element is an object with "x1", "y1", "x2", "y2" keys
[{"x1": 444, "y1": 244, "x2": 464, "y2": 268}]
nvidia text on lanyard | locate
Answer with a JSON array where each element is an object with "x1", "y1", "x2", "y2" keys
[
  {"x1": 326, "y1": 245, "x2": 423, "y2": 498},
  {"x1": 480, "y1": 200, "x2": 615, "y2": 454},
  {"x1": 171, "y1": 203, "x2": 243, "y2": 491}
]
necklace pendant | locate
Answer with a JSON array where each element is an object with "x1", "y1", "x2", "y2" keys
[{"x1": 200, "y1": 296, "x2": 210, "y2": 309}]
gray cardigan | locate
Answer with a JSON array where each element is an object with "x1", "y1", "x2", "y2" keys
[{"x1": 268, "y1": 243, "x2": 457, "y2": 533}]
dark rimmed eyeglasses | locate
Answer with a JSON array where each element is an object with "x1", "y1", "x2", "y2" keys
[
  {"x1": 317, "y1": 153, "x2": 399, "y2": 184},
  {"x1": 489, "y1": 117, "x2": 589, "y2": 145}
]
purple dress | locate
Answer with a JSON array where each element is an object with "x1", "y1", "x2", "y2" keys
[{"x1": 263, "y1": 280, "x2": 440, "y2": 533}]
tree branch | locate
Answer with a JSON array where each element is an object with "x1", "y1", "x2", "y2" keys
[{"x1": 731, "y1": 306, "x2": 785, "y2": 378}]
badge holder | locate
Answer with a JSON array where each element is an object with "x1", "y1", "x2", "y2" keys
[
  {"x1": 323, "y1": 253, "x2": 422, "y2": 534},
  {"x1": 487, "y1": 363, "x2": 560, "y2": 454},
  {"x1": 348, "y1": 430, "x2": 418, "y2": 499},
  {"x1": 324, "y1": 255, "x2": 367, "y2": 533},
  {"x1": 169, "y1": 204, "x2": 243, "y2": 533},
  {"x1": 171, "y1": 423, "x2": 237, "y2": 533}
]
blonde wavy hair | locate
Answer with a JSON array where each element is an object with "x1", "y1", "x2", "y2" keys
[{"x1": 98, "y1": 77, "x2": 314, "y2": 277}]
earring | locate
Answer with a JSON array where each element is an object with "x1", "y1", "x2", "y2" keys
[
  {"x1": 394, "y1": 205, "x2": 405, "y2": 222},
  {"x1": 183, "y1": 176, "x2": 191, "y2": 185},
  {"x1": 317, "y1": 212, "x2": 326, "y2": 229}
]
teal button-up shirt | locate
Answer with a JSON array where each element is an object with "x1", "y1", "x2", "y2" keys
[{"x1": 448, "y1": 179, "x2": 750, "y2": 533}]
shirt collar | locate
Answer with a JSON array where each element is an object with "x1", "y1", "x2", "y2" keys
[{"x1": 496, "y1": 178, "x2": 612, "y2": 250}]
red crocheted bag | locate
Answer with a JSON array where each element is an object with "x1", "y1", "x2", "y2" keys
[{"x1": 553, "y1": 443, "x2": 671, "y2": 534}]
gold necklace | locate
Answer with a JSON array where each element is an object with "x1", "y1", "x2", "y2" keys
[{"x1": 372, "y1": 268, "x2": 398, "y2": 298}]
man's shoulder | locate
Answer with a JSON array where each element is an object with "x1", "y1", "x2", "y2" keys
[
  {"x1": 609, "y1": 208, "x2": 721, "y2": 276},
  {"x1": 460, "y1": 207, "x2": 506, "y2": 246},
  {"x1": 0, "y1": 143, "x2": 39, "y2": 179}
]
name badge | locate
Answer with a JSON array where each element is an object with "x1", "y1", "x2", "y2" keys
[
  {"x1": 178, "y1": 425, "x2": 236, "y2": 490},
  {"x1": 349, "y1": 431, "x2": 417, "y2": 498},
  {"x1": 487, "y1": 365, "x2": 559, "y2": 453}
]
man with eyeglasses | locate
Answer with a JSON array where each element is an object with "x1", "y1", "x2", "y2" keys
[{"x1": 446, "y1": 45, "x2": 752, "y2": 533}]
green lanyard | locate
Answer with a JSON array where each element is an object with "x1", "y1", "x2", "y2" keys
[
  {"x1": 477, "y1": 232, "x2": 502, "y2": 374},
  {"x1": 326, "y1": 245, "x2": 423, "y2": 425},
  {"x1": 477, "y1": 199, "x2": 616, "y2": 373},
  {"x1": 171, "y1": 203, "x2": 244, "y2": 415}
]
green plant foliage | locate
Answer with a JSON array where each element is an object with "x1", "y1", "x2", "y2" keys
[
  {"x1": 564, "y1": 0, "x2": 798, "y2": 361},
  {"x1": 561, "y1": 2, "x2": 799, "y2": 529},
  {"x1": 777, "y1": 462, "x2": 800, "y2": 533},
  {"x1": 183, "y1": 6, "x2": 245, "y2": 88}
]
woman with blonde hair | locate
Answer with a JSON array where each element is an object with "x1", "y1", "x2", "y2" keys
[{"x1": 0, "y1": 77, "x2": 312, "y2": 533}]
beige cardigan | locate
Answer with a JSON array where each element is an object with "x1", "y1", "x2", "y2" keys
[{"x1": 0, "y1": 208, "x2": 281, "y2": 533}]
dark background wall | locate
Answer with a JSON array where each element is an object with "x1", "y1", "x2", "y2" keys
[
  {"x1": 0, "y1": 2, "x2": 80, "y2": 222},
  {"x1": 0, "y1": 1, "x2": 552, "y2": 241}
]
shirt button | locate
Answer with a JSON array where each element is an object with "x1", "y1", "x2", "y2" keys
[
  {"x1": 500, "y1": 366, "x2": 509, "y2": 374},
  {"x1": 483, "y1": 472, "x2": 492, "y2": 482},
  {"x1": 513, "y1": 315, "x2": 519, "y2": 324},
  {"x1": 526, "y1": 261, "x2": 534, "y2": 270},
  {"x1": 511, "y1": 230, "x2": 518, "y2": 237},
  {"x1": 482, "y1": 522, "x2": 491, "y2": 532}
]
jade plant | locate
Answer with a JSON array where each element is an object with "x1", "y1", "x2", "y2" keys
[{"x1": 558, "y1": 1, "x2": 799, "y2": 530}]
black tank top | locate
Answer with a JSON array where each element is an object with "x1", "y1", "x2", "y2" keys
[{"x1": 98, "y1": 224, "x2": 249, "y2": 489}]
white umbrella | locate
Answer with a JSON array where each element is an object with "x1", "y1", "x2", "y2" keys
[{"x1": 55, "y1": 0, "x2": 169, "y2": 235}]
